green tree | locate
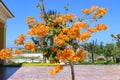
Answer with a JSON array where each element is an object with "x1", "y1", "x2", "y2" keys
[
  {"x1": 103, "y1": 43, "x2": 114, "y2": 63},
  {"x1": 111, "y1": 34, "x2": 120, "y2": 63},
  {"x1": 82, "y1": 40, "x2": 98, "y2": 63}
]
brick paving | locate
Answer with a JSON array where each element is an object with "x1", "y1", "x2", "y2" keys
[{"x1": 8, "y1": 65, "x2": 120, "y2": 80}]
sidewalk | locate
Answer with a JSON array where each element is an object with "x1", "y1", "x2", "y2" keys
[{"x1": 8, "y1": 65, "x2": 120, "y2": 80}]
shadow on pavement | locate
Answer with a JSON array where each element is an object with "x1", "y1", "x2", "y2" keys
[{"x1": 0, "y1": 65, "x2": 21, "y2": 80}]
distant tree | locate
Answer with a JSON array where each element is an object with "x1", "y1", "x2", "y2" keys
[
  {"x1": 94, "y1": 41, "x2": 104, "y2": 55},
  {"x1": 82, "y1": 40, "x2": 98, "y2": 63},
  {"x1": 111, "y1": 34, "x2": 120, "y2": 63},
  {"x1": 103, "y1": 43, "x2": 114, "y2": 63}
]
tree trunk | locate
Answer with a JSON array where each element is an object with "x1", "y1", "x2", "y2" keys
[
  {"x1": 70, "y1": 62, "x2": 75, "y2": 80},
  {"x1": 91, "y1": 52, "x2": 94, "y2": 64},
  {"x1": 112, "y1": 57, "x2": 116, "y2": 63},
  {"x1": 43, "y1": 55, "x2": 46, "y2": 63},
  {"x1": 50, "y1": 38, "x2": 54, "y2": 46}
]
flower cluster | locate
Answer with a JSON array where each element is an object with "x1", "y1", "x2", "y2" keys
[
  {"x1": 81, "y1": 6, "x2": 98, "y2": 14},
  {"x1": 27, "y1": 24, "x2": 49, "y2": 37},
  {"x1": 63, "y1": 22, "x2": 89, "y2": 39},
  {"x1": 87, "y1": 23, "x2": 108, "y2": 33},
  {"x1": 0, "y1": 48, "x2": 12, "y2": 60},
  {"x1": 57, "y1": 48, "x2": 75, "y2": 62},
  {"x1": 49, "y1": 64, "x2": 63, "y2": 75},
  {"x1": 78, "y1": 32, "x2": 91, "y2": 41},
  {"x1": 54, "y1": 32, "x2": 69, "y2": 45},
  {"x1": 14, "y1": 34, "x2": 25, "y2": 45},
  {"x1": 24, "y1": 42, "x2": 37, "y2": 51},
  {"x1": 72, "y1": 48, "x2": 87, "y2": 61},
  {"x1": 57, "y1": 48, "x2": 86, "y2": 62},
  {"x1": 55, "y1": 14, "x2": 76, "y2": 24},
  {"x1": 26, "y1": 16, "x2": 34, "y2": 26},
  {"x1": 81, "y1": 6, "x2": 108, "y2": 19},
  {"x1": 13, "y1": 50, "x2": 22, "y2": 54}
]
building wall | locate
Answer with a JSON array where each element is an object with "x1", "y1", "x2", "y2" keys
[
  {"x1": 0, "y1": 19, "x2": 6, "y2": 65},
  {"x1": 0, "y1": 0, "x2": 14, "y2": 50},
  {"x1": 0, "y1": 1, "x2": 14, "y2": 65}
]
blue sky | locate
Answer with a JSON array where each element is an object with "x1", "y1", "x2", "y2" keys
[{"x1": 3, "y1": 0, "x2": 120, "y2": 47}]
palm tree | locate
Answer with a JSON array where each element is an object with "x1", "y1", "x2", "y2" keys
[{"x1": 82, "y1": 40, "x2": 97, "y2": 63}]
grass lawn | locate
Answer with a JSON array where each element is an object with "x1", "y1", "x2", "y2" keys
[
  {"x1": 6, "y1": 60, "x2": 116, "y2": 67},
  {"x1": 22, "y1": 62, "x2": 57, "y2": 66},
  {"x1": 78, "y1": 60, "x2": 115, "y2": 65}
]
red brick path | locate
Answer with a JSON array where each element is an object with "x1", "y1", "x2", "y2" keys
[{"x1": 8, "y1": 65, "x2": 120, "y2": 80}]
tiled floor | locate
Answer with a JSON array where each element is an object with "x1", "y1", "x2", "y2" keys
[{"x1": 8, "y1": 65, "x2": 120, "y2": 80}]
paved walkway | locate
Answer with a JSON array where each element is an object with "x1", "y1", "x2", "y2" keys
[{"x1": 8, "y1": 65, "x2": 120, "y2": 80}]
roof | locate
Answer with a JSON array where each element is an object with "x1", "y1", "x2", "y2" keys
[{"x1": 0, "y1": 0, "x2": 14, "y2": 17}]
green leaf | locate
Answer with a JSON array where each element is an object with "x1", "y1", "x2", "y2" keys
[
  {"x1": 78, "y1": 18, "x2": 83, "y2": 22},
  {"x1": 40, "y1": 4, "x2": 44, "y2": 11},
  {"x1": 48, "y1": 18, "x2": 54, "y2": 22},
  {"x1": 36, "y1": 3, "x2": 40, "y2": 8},
  {"x1": 64, "y1": 4, "x2": 69, "y2": 11}
]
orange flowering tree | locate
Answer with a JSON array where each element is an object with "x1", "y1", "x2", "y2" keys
[{"x1": 0, "y1": 1, "x2": 108, "y2": 80}]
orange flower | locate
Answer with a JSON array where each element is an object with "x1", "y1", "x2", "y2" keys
[
  {"x1": 71, "y1": 48, "x2": 87, "y2": 62},
  {"x1": 49, "y1": 64, "x2": 63, "y2": 75},
  {"x1": 93, "y1": 11, "x2": 98, "y2": 20},
  {"x1": 51, "y1": 45, "x2": 58, "y2": 53},
  {"x1": 55, "y1": 17, "x2": 63, "y2": 23},
  {"x1": 99, "y1": 8, "x2": 108, "y2": 15},
  {"x1": 91, "y1": 6, "x2": 98, "y2": 11},
  {"x1": 81, "y1": 9, "x2": 92, "y2": 14},
  {"x1": 57, "y1": 48, "x2": 75, "y2": 62},
  {"x1": 0, "y1": 48, "x2": 12, "y2": 60},
  {"x1": 87, "y1": 27, "x2": 98, "y2": 33},
  {"x1": 101, "y1": 24, "x2": 108, "y2": 30},
  {"x1": 27, "y1": 25, "x2": 49, "y2": 37},
  {"x1": 14, "y1": 40, "x2": 23, "y2": 45},
  {"x1": 50, "y1": 14, "x2": 55, "y2": 19},
  {"x1": 66, "y1": 13, "x2": 77, "y2": 20},
  {"x1": 72, "y1": 22, "x2": 89, "y2": 30},
  {"x1": 40, "y1": 13, "x2": 44, "y2": 18},
  {"x1": 27, "y1": 16, "x2": 34, "y2": 25},
  {"x1": 95, "y1": 23, "x2": 108, "y2": 31},
  {"x1": 36, "y1": 26, "x2": 49, "y2": 37},
  {"x1": 24, "y1": 42, "x2": 36, "y2": 51},
  {"x1": 78, "y1": 32, "x2": 91, "y2": 41},
  {"x1": 63, "y1": 27, "x2": 79, "y2": 39},
  {"x1": 18, "y1": 34, "x2": 25, "y2": 41},
  {"x1": 14, "y1": 34, "x2": 25, "y2": 45},
  {"x1": 14, "y1": 50, "x2": 22, "y2": 54},
  {"x1": 77, "y1": 48, "x2": 87, "y2": 56},
  {"x1": 54, "y1": 32, "x2": 69, "y2": 45},
  {"x1": 82, "y1": 6, "x2": 108, "y2": 20},
  {"x1": 94, "y1": 7, "x2": 108, "y2": 19},
  {"x1": 49, "y1": 69, "x2": 56, "y2": 75},
  {"x1": 27, "y1": 27, "x2": 37, "y2": 36}
]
